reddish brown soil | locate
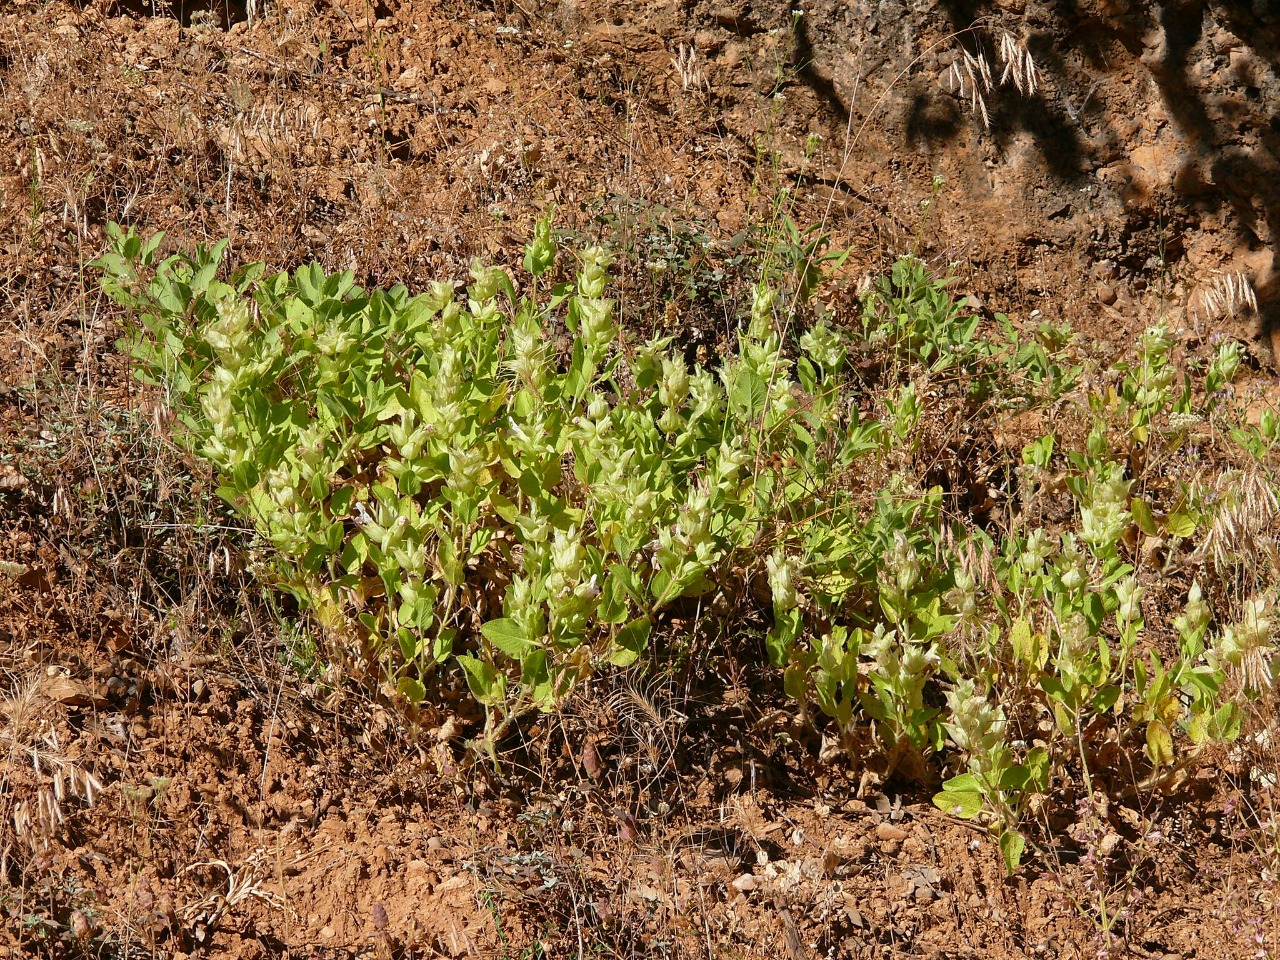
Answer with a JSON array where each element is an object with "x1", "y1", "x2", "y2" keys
[{"x1": 3, "y1": 0, "x2": 1279, "y2": 957}]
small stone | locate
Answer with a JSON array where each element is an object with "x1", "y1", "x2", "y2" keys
[
  {"x1": 1097, "y1": 282, "x2": 1117, "y2": 305},
  {"x1": 875, "y1": 822, "x2": 909, "y2": 842},
  {"x1": 731, "y1": 873, "x2": 757, "y2": 893}
]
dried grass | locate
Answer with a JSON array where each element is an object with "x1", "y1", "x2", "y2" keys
[
  {"x1": 671, "y1": 42, "x2": 707, "y2": 94},
  {"x1": 1, "y1": 675, "x2": 103, "y2": 874},
  {"x1": 606, "y1": 676, "x2": 687, "y2": 776},
  {"x1": 1196, "y1": 271, "x2": 1259, "y2": 324},
  {"x1": 944, "y1": 31, "x2": 1039, "y2": 128},
  {"x1": 1201, "y1": 468, "x2": 1280, "y2": 575}
]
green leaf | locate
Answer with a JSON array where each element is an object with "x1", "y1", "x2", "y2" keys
[
  {"x1": 1083, "y1": 592, "x2": 1105, "y2": 633},
  {"x1": 521, "y1": 649, "x2": 555, "y2": 706},
  {"x1": 481, "y1": 618, "x2": 535, "y2": 658},
  {"x1": 489, "y1": 491, "x2": 521, "y2": 524},
  {"x1": 1130, "y1": 496, "x2": 1157, "y2": 536},
  {"x1": 1186, "y1": 710, "x2": 1209, "y2": 746},
  {"x1": 783, "y1": 661, "x2": 807, "y2": 703},
  {"x1": 231, "y1": 459, "x2": 260, "y2": 491},
  {"x1": 932, "y1": 787, "x2": 983, "y2": 820},
  {"x1": 940, "y1": 772, "x2": 981, "y2": 793},
  {"x1": 1092, "y1": 685, "x2": 1120, "y2": 714},
  {"x1": 433, "y1": 628, "x2": 456, "y2": 663},
  {"x1": 437, "y1": 535, "x2": 464, "y2": 587},
  {"x1": 397, "y1": 676, "x2": 427, "y2": 704},
  {"x1": 598, "y1": 568, "x2": 631, "y2": 625},
  {"x1": 330, "y1": 486, "x2": 354, "y2": 517},
  {"x1": 1164, "y1": 511, "x2": 1196, "y2": 539},
  {"x1": 1211, "y1": 702, "x2": 1243, "y2": 742},
  {"x1": 1025, "y1": 747, "x2": 1050, "y2": 790},
  {"x1": 609, "y1": 617, "x2": 651, "y2": 667},
  {"x1": 397, "y1": 627, "x2": 422, "y2": 662},
  {"x1": 342, "y1": 533, "x2": 369, "y2": 573},
  {"x1": 457, "y1": 654, "x2": 504, "y2": 706},
  {"x1": 648, "y1": 569, "x2": 674, "y2": 609},
  {"x1": 999, "y1": 764, "x2": 1031, "y2": 791},
  {"x1": 999, "y1": 830, "x2": 1026, "y2": 874},
  {"x1": 766, "y1": 608, "x2": 802, "y2": 667},
  {"x1": 1145, "y1": 719, "x2": 1174, "y2": 767},
  {"x1": 728, "y1": 367, "x2": 767, "y2": 420},
  {"x1": 517, "y1": 468, "x2": 542, "y2": 500},
  {"x1": 796, "y1": 355, "x2": 817, "y2": 393},
  {"x1": 1008, "y1": 618, "x2": 1047, "y2": 669}
]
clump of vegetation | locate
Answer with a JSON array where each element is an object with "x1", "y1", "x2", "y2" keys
[{"x1": 95, "y1": 218, "x2": 1275, "y2": 871}]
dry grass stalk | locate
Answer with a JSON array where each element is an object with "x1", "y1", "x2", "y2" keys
[
  {"x1": 2, "y1": 676, "x2": 103, "y2": 870},
  {"x1": 1202, "y1": 469, "x2": 1280, "y2": 575},
  {"x1": 1197, "y1": 271, "x2": 1259, "y2": 323},
  {"x1": 998, "y1": 32, "x2": 1040, "y2": 96},
  {"x1": 945, "y1": 31, "x2": 1039, "y2": 128},
  {"x1": 671, "y1": 42, "x2": 706, "y2": 93}
]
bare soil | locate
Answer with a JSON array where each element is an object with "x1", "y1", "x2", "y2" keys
[{"x1": 2, "y1": 0, "x2": 1279, "y2": 956}]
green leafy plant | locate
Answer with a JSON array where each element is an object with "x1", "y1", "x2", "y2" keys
[
  {"x1": 94, "y1": 219, "x2": 878, "y2": 752},
  {"x1": 96, "y1": 220, "x2": 1267, "y2": 874}
]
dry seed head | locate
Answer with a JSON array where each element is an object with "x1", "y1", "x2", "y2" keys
[
  {"x1": 1197, "y1": 271, "x2": 1258, "y2": 322},
  {"x1": 671, "y1": 43, "x2": 706, "y2": 93},
  {"x1": 2, "y1": 680, "x2": 103, "y2": 856},
  {"x1": 606, "y1": 678, "x2": 686, "y2": 769},
  {"x1": 1202, "y1": 469, "x2": 1280, "y2": 573},
  {"x1": 998, "y1": 33, "x2": 1040, "y2": 96},
  {"x1": 945, "y1": 32, "x2": 1040, "y2": 128},
  {"x1": 946, "y1": 51, "x2": 993, "y2": 128}
]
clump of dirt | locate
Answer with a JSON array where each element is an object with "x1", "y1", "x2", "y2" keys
[{"x1": 3, "y1": 0, "x2": 1279, "y2": 956}]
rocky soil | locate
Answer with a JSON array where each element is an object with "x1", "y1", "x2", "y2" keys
[{"x1": 2, "y1": 0, "x2": 1279, "y2": 956}]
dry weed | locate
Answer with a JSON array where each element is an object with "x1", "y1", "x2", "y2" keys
[
  {"x1": 181, "y1": 856, "x2": 286, "y2": 949},
  {"x1": 1201, "y1": 468, "x2": 1280, "y2": 576},
  {"x1": 1196, "y1": 271, "x2": 1259, "y2": 325},
  {"x1": 671, "y1": 42, "x2": 707, "y2": 94},
  {"x1": 944, "y1": 31, "x2": 1039, "y2": 128},
  {"x1": 1, "y1": 675, "x2": 103, "y2": 874}
]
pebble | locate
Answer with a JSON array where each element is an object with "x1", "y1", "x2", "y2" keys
[
  {"x1": 730, "y1": 873, "x2": 757, "y2": 893},
  {"x1": 875, "y1": 822, "x2": 909, "y2": 842}
]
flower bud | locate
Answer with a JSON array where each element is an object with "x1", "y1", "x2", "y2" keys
[
  {"x1": 749, "y1": 282, "x2": 776, "y2": 340},
  {"x1": 766, "y1": 548, "x2": 800, "y2": 613},
  {"x1": 468, "y1": 258, "x2": 505, "y2": 302}
]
